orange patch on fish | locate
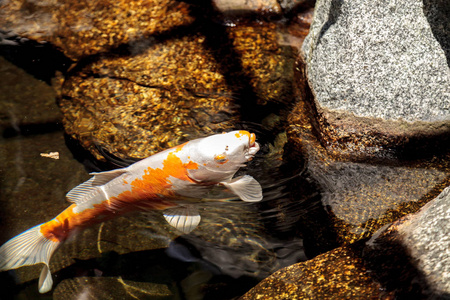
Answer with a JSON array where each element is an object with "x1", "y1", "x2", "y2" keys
[
  {"x1": 131, "y1": 151, "x2": 197, "y2": 191},
  {"x1": 234, "y1": 130, "x2": 252, "y2": 141},
  {"x1": 40, "y1": 205, "x2": 77, "y2": 242},
  {"x1": 173, "y1": 143, "x2": 187, "y2": 153}
]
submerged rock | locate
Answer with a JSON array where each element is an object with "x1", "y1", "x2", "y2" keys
[
  {"x1": 240, "y1": 186, "x2": 450, "y2": 299},
  {"x1": 171, "y1": 201, "x2": 306, "y2": 280},
  {"x1": 60, "y1": 22, "x2": 295, "y2": 160},
  {"x1": 228, "y1": 23, "x2": 296, "y2": 106},
  {"x1": 240, "y1": 244, "x2": 390, "y2": 299},
  {"x1": 0, "y1": 0, "x2": 195, "y2": 60},
  {"x1": 54, "y1": 277, "x2": 174, "y2": 300},
  {"x1": 1, "y1": 0, "x2": 297, "y2": 160},
  {"x1": 60, "y1": 34, "x2": 239, "y2": 160},
  {"x1": 305, "y1": 153, "x2": 450, "y2": 244},
  {"x1": 0, "y1": 131, "x2": 90, "y2": 298},
  {"x1": 301, "y1": 0, "x2": 450, "y2": 160}
]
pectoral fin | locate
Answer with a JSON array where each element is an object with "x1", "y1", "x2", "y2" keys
[
  {"x1": 221, "y1": 175, "x2": 263, "y2": 202},
  {"x1": 163, "y1": 206, "x2": 201, "y2": 234}
]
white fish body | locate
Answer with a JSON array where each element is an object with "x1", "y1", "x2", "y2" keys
[{"x1": 0, "y1": 130, "x2": 262, "y2": 293}]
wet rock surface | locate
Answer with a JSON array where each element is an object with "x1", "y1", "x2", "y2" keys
[
  {"x1": 364, "y1": 186, "x2": 450, "y2": 298},
  {"x1": 212, "y1": 0, "x2": 282, "y2": 15},
  {"x1": 60, "y1": 34, "x2": 240, "y2": 160},
  {"x1": 301, "y1": 0, "x2": 450, "y2": 159},
  {"x1": 309, "y1": 159, "x2": 449, "y2": 244},
  {"x1": 54, "y1": 277, "x2": 174, "y2": 300},
  {"x1": 241, "y1": 188, "x2": 450, "y2": 299}
]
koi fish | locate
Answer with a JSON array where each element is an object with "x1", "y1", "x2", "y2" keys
[{"x1": 0, "y1": 130, "x2": 262, "y2": 293}]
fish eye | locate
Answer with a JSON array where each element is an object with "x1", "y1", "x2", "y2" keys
[{"x1": 214, "y1": 154, "x2": 228, "y2": 164}]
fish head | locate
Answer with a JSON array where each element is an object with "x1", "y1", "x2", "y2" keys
[{"x1": 186, "y1": 130, "x2": 260, "y2": 183}]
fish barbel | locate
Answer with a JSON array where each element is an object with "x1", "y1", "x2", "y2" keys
[{"x1": 0, "y1": 130, "x2": 262, "y2": 293}]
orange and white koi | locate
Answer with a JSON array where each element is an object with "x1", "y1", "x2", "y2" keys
[{"x1": 0, "y1": 130, "x2": 262, "y2": 293}]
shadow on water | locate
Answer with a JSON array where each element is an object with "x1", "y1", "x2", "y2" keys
[
  {"x1": 62, "y1": 1, "x2": 288, "y2": 131},
  {"x1": 182, "y1": 1, "x2": 277, "y2": 123},
  {"x1": 2, "y1": 122, "x2": 63, "y2": 139},
  {"x1": 0, "y1": 30, "x2": 73, "y2": 84}
]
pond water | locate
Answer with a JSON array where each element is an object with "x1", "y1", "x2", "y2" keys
[{"x1": 0, "y1": 1, "x2": 448, "y2": 299}]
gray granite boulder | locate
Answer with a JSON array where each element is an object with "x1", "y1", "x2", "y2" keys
[
  {"x1": 365, "y1": 185, "x2": 450, "y2": 298},
  {"x1": 397, "y1": 186, "x2": 450, "y2": 295},
  {"x1": 301, "y1": 0, "x2": 450, "y2": 159}
]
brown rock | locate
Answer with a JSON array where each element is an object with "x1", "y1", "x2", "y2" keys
[
  {"x1": 0, "y1": 0, "x2": 194, "y2": 60},
  {"x1": 283, "y1": 7, "x2": 315, "y2": 50},
  {"x1": 60, "y1": 22, "x2": 295, "y2": 160},
  {"x1": 53, "y1": 277, "x2": 173, "y2": 300},
  {"x1": 228, "y1": 23, "x2": 296, "y2": 106},
  {"x1": 60, "y1": 34, "x2": 239, "y2": 160},
  {"x1": 240, "y1": 245, "x2": 393, "y2": 300},
  {"x1": 315, "y1": 109, "x2": 450, "y2": 161}
]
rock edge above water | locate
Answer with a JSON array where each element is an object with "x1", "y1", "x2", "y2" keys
[{"x1": 301, "y1": 0, "x2": 450, "y2": 160}]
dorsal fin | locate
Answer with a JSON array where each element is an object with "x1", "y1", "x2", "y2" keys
[
  {"x1": 66, "y1": 168, "x2": 128, "y2": 203},
  {"x1": 89, "y1": 168, "x2": 128, "y2": 185}
]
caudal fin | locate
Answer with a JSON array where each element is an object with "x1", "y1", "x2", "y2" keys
[{"x1": 0, "y1": 224, "x2": 60, "y2": 293}]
